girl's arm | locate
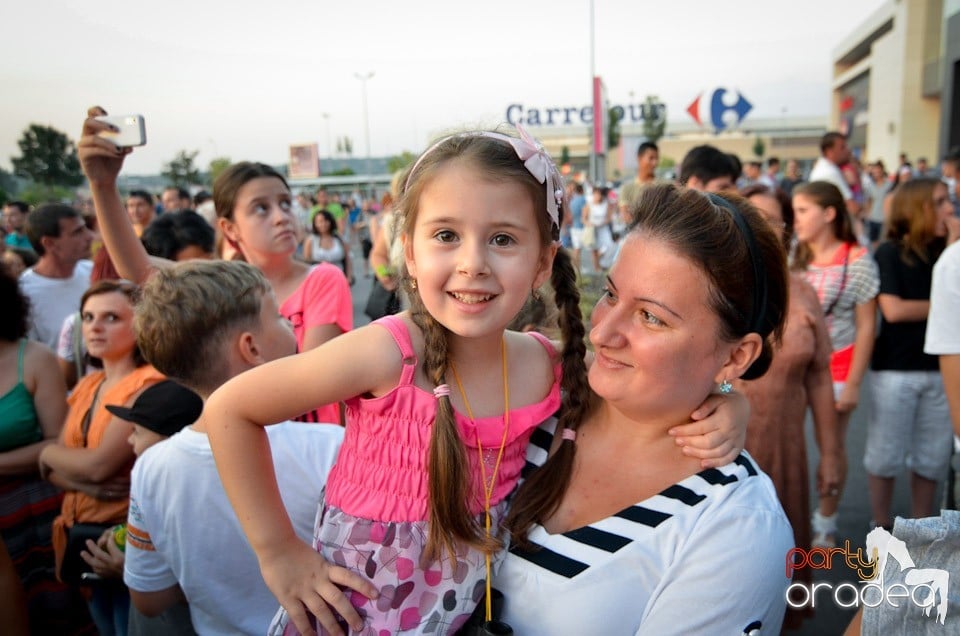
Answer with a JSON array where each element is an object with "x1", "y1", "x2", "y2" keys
[
  {"x1": 877, "y1": 294, "x2": 930, "y2": 322},
  {"x1": 368, "y1": 219, "x2": 398, "y2": 292},
  {"x1": 805, "y1": 297, "x2": 844, "y2": 496},
  {"x1": 838, "y1": 299, "x2": 877, "y2": 413},
  {"x1": 206, "y1": 326, "x2": 393, "y2": 635},
  {"x1": 78, "y1": 106, "x2": 172, "y2": 284},
  {"x1": 668, "y1": 392, "x2": 749, "y2": 468}
]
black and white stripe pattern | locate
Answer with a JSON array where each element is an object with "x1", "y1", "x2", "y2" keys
[{"x1": 511, "y1": 418, "x2": 762, "y2": 579}]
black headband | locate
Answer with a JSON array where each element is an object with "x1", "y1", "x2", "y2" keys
[{"x1": 705, "y1": 193, "x2": 768, "y2": 335}]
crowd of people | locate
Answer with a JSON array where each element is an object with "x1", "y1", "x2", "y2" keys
[{"x1": 0, "y1": 106, "x2": 958, "y2": 635}]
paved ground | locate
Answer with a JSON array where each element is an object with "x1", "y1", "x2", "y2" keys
[{"x1": 346, "y1": 245, "x2": 942, "y2": 636}]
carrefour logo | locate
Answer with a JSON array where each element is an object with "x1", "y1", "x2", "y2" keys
[{"x1": 686, "y1": 88, "x2": 753, "y2": 132}]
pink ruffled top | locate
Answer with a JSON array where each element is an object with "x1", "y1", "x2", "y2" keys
[{"x1": 325, "y1": 315, "x2": 561, "y2": 523}]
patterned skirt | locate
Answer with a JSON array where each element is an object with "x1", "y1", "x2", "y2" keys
[
  {"x1": 0, "y1": 475, "x2": 95, "y2": 634},
  {"x1": 271, "y1": 497, "x2": 507, "y2": 636}
]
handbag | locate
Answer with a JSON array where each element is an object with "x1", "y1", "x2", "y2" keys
[
  {"x1": 60, "y1": 522, "x2": 113, "y2": 585},
  {"x1": 364, "y1": 279, "x2": 401, "y2": 321},
  {"x1": 580, "y1": 224, "x2": 596, "y2": 248}
]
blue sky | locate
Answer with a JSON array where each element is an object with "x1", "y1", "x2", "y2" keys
[{"x1": 2, "y1": 0, "x2": 886, "y2": 175}]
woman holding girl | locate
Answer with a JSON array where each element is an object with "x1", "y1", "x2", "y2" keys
[
  {"x1": 78, "y1": 107, "x2": 352, "y2": 424},
  {"x1": 495, "y1": 184, "x2": 794, "y2": 634},
  {"x1": 792, "y1": 181, "x2": 880, "y2": 548},
  {"x1": 204, "y1": 128, "x2": 748, "y2": 635},
  {"x1": 866, "y1": 178, "x2": 960, "y2": 529},
  {"x1": 40, "y1": 280, "x2": 164, "y2": 636},
  {"x1": 303, "y1": 209, "x2": 353, "y2": 283}
]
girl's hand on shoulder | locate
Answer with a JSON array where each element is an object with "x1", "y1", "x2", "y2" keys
[
  {"x1": 260, "y1": 539, "x2": 378, "y2": 636},
  {"x1": 669, "y1": 392, "x2": 749, "y2": 468},
  {"x1": 78, "y1": 106, "x2": 132, "y2": 186}
]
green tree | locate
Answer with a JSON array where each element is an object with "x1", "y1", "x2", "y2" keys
[
  {"x1": 387, "y1": 151, "x2": 417, "y2": 174},
  {"x1": 208, "y1": 157, "x2": 232, "y2": 186},
  {"x1": 330, "y1": 166, "x2": 355, "y2": 176},
  {"x1": 162, "y1": 150, "x2": 201, "y2": 187},
  {"x1": 752, "y1": 136, "x2": 766, "y2": 159},
  {"x1": 560, "y1": 146, "x2": 571, "y2": 166},
  {"x1": 11, "y1": 124, "x2": 84, "y2": 187},
  {"x1": 607, "y1": 107, "x2": 622, "y2": 151},
  {"x1": 17, "y1": 183, "x2": 75, "y2": 206},
  {"x1": 641, "y1": 96, "x2": 667, "y2": 144}
]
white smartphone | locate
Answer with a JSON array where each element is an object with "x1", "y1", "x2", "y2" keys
[{"x1": 95, "y1": 114, "x2": 146, "y2": 148}]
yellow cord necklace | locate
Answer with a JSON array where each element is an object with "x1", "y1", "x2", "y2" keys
[{"x1": 449, "y1": 336, "x2": 510, "y2": 623}]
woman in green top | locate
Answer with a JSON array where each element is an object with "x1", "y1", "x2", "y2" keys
[{"x1": 0, "y1": 267, "x2": 90, "y2": 633}]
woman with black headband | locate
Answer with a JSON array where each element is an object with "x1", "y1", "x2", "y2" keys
[{"x1": 496, "y1": 183, "x2": 794, "y2": 634}]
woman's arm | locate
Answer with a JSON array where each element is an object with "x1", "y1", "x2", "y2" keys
[
  {"x1": 838, "y1": 299, "x2": 877, "y2": 413},
  {"x1": 341, "y1": 238, "x2": 354, "y2": 284},
  {"x1": 877, "y1": 294, "x2": 930, "y2": 323},
  {"x1": 39, "y1": 404, "x2": 136, "y2": 484},
  {"x1": 77, "y1": 106, "x2": 172, "y2": 284},
  {"x1": 0, "y1": 343, "x2": 68, "y2": 476},
  {"x1": 368, "y1": 219, "x2": 398, "y2": 292},
  {"x1": 302, "y1": 236, "x2": 313, "y2": 263},
  {"x1": 206, "y1": 327, "x2": 392, "y2": 635}
]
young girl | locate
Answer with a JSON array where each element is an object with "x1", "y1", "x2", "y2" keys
[
  {"x1": 792, "y1": 181, "x2": 879, "y2": 548},
  {"x1": 205, "y1": 127, "x2": 746, "y2": 636},
  {"x1": 866, "y1": 178, "x2": 958, "y2": 529},
  {"x1": 78, "y1": 108, "x2": 352, "y2": 424}
]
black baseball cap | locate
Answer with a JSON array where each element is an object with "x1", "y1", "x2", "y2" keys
[{"x1": 105, "y1": 380, "x2": 203, "y2": 437}]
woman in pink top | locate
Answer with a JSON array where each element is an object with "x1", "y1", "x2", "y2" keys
[
  {"x1": 205, "y1": 127, "x2": 748, "y2": 636},
  {"x1": 78, "y1": 108, "x2": 352, "y2": 424}
]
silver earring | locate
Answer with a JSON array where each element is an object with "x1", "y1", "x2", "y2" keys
[
  {"x1": 532, "y1": 289, "x2": 542, "y2": 301},
  {"x1": 718, "y1": 379, "x2": 733, "y2": 394}
]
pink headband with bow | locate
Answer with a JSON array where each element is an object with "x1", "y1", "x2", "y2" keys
[{"x1": 404, "y1": 124, "x2": 564, "y2": 231}]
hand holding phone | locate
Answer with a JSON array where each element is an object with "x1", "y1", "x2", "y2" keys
[{"x1": 94, "y1": 114, "x2": 146, "y2": 148}]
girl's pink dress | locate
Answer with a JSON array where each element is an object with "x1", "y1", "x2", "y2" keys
[{"x1": 272, "y1": 316, "x2": 561, "y2": 635}]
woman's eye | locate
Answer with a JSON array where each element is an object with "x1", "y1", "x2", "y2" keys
[
  {"x1": 491, "y1": 234, "x2": 514, "y2": 247},
  {"x1": 640, "y1": 309, "x2": 663, "y2": 326},
  {"x1": 600, "y1": 286, "x2": 616, "y2": 303},
  {"x1": 81, "y1": 312, "x2": 93, "y2": 323},
  {"x1": 435, "y1": 230, "x2": 457, "y2": 243}
]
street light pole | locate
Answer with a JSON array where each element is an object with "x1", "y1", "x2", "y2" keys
[
  {"x1": 321, "y1": 112, "x2": 331, "y2": 159},
  {"x1": 588, "y1": 0, "x2": 596, "y2": 184},
  {"x1": 354, "y1": 71, "x2": 375, "y2": 196}
]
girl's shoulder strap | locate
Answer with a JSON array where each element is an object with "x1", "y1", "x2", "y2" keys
[
  {"x1": 523, "y1": 330, "x2": 563, "y2": 381},
  {"x1": 371, "y1": 315, "x2": 418, "y2": 385}
]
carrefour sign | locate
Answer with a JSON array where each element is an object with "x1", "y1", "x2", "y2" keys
[
  {"x1": 505, "y1": 101, "x2": 665, "y2": 127},
  {"x1": 686, "y1": 88, "x2": 752, "y2": 131}
]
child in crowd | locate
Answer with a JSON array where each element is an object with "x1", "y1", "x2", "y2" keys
[
  {"x1": 79, "y1": 379, "x2": 204, "y2": 635},
  {"x1": 205, "y1": 126, "x2": 748, "y2": 636},
  {"x1": 78, "y1": 108, "x2": 352, "y2": 424},
  {"x1": 121, "y1": 261, "x2": 347, "y2": 636},
  {"x1": 793, "y1": 181, "x2": 880, "y2": 548}
]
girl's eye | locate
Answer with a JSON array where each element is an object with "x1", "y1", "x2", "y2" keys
[
  {"x1": 640, "y1": 309, "x2": 664, "y2": 326},
  {"x1": 491, "y1": 234, "x2": 514, "y2": 247},
  {"x1": 253, "y1": 203, "x2": 269, "y2": 215},
  {"x1": 279, "y1": 200, "x2": 292, "y2": 211},
  {"x1": 434, "y1": 230, "x2": 457, "y2": 243}
]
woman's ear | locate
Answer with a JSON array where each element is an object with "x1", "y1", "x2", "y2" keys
[
  {"x1": 715, "y1": 333, "x2": 763, "y2": 383},
  {"x1": 823, "y1": 206, "x2": 837, "y2": 225},
  {"x1": 218, "y1": 217, "x2": 240, "y2": 248}
]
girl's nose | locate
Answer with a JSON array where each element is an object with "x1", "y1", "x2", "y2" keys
[{"x1": 457, "y1": 241, "x2": 490, "y2": 277}]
